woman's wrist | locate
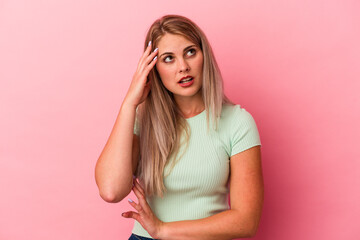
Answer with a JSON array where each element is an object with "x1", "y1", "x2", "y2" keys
[
  {"x1": 157, "y1": 221, "x2": 168, "y2": 239},
  {"x1": 122, "y1": 97, "x2": 138, "y2": 110}
]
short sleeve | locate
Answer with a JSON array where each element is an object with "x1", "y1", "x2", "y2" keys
[
  {"x1": 230, "y1": 105, "x2": 261, "y2": 156},
  {"x1": 134, "y1": 107, "x2": 140, "y2": 136}
]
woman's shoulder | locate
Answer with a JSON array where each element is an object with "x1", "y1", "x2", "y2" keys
[
  {"x1": 221, "y1": 103, "x2": 257, "y2": 125},
  {"x1": 221, "y1": 103, "x2": 247, "y2": 117}
]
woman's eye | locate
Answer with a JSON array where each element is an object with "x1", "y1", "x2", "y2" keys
[
  {"x1": 186, "y1": 49, "x2": 196, "y2": 56},
  {"x1": 164, "y1": 56, "x2": 173, "y2": 63}
]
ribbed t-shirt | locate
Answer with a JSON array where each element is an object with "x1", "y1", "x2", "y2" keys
[{"x1": 131, "y1": 103, "x2": 261, "y2": 238}]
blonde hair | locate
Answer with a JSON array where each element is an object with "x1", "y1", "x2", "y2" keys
[{"x1": 135, "y1": 15, "x2": 233, "y2": 197}]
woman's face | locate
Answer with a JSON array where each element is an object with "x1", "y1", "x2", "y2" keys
[{"x1": 155, "y1": 33, "x2": 204, "y2": 103}]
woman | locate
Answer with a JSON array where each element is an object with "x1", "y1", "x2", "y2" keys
[{"x1": 95, "y1": 15, "x2": 264, "y2": 240}]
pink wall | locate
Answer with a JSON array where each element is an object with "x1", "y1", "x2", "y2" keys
[{"x1": 1, "y1": 0, "x2": 359, "y2": 239}]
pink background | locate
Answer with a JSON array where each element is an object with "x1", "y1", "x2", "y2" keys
[{"x1": 1, "y1": 0, "x2": 359, "y2": 239}]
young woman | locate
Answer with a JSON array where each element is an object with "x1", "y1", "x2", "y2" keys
[{"x1": 95, "y1": 15, "x2": 264, "y2": 240}]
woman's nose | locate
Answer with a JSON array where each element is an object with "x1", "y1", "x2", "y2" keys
[{"x1": 178, "y1": 58, "x2": 190, "y2": 73}]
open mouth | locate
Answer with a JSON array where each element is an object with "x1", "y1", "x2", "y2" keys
[
  {"x1": 178, "y1": 77, "x2": 194, "y2": 87},
  {"x1": 178, "y1": 76, "x2": 194, "y2": 83}
]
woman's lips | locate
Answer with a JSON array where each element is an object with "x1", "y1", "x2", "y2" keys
[
  {"x1": 178, "y1": 77, "x2": 194, "y2": 87},
  {"x1": 178, "y1": 75, "x2": 193, "y2": 82}
]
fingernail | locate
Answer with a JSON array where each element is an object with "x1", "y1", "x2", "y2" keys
[
  {"x1": 153, "y1": 47, "x2": 158, "y2": 52},
  {"x1": 128, "y1": 198, "x2": 133, "y2": 203},
  {"x1": 153, "y1": 56, "x2": 157, "y2": 61},
  {"x1": 148, "y1": 40, "x2": 152, "y2": 46}
]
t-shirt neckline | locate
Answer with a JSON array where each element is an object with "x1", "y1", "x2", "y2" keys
[{"x1": 185, "y1": 109, "x2": 206, "y2": 121}]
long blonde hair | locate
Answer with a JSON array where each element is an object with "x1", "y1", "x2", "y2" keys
[{"x1": 135, "y1": 15, "x2": 233, "y2": 197}]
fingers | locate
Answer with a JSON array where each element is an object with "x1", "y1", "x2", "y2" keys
[
  {"x1": 139, "y1": 48, "x2": 158, "y2": 73},
  {"x1": 121, "y1": 211, "x2": 141, "y2": 222},
  {"x1": 144, "y1": 48, "x2": 158, "y2": 65},
  {"x1": 128, "y1": 198, "x2": 143, "y2": 213},
  {"x1": 122, "y1": 179, "x2": 151, "y2": 220},
  {"x1": 132, "y1": 181, "x2": 146, "y2": 203},
  {"x1": 133, "y1": 178, "x2": 145, "y2": 195},
  {"x1": 137, "y1": 42, "x2": 158, "y2": 72},
  {"x1": 137, "y1": 41, "x2": 152, "y2": 70},
  {"x1": 131, "y1": 179, "x2": 152, "y2": 215}
]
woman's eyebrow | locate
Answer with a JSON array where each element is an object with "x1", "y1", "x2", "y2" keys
[
  {"x1": 183, "y1": 44, "x2": 196, "y2": 52},
  {"x1": 158, "y1": 44, "x2": 197, "y2": 58}
]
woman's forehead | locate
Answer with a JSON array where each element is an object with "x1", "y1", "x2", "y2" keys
[{"x1": 156, "y1": 33, "x2": 197, "y2": 51}]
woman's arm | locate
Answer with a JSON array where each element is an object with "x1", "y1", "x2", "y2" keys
[
  {"x1": 95, "y1": 102, "x2": 139, "y2": 203},
  {"x1": 95, "y1": 42, "x2": 158, "y2": 203},
  {"x1": 125, "y1": 146, "x2": 264, "y2": 240}
]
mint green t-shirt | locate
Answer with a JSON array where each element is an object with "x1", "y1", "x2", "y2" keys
[{"x1": 132, "y1": 103, "x2": 261, "y2": 238}]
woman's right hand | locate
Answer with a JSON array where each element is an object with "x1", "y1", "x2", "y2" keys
[{"x1": 124, "y1": 41, "x2": 158, "y2": 108}]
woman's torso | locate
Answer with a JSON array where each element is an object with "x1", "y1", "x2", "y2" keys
[{"x1": 132, "y1": 103, "x2": 261, "y2": 238}]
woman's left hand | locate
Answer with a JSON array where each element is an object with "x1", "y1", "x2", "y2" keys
[{"x1": 122, "y1": 178, "x2": 164, "y2": 239}]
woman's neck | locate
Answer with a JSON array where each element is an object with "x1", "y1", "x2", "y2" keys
[{"x1": 174, "y1": 93, "x2": 205, "y2": 119}]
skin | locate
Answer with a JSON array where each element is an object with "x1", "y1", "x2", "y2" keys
[
  {"x1": 156, "y1": 33, "x2": 205, "y2": 117},
  {"x1": 121, "y1": 34, "x2": 264, "y2": 239},
  {"x1": 94, "y1": 38, "x2": 158, "y2": 204}
]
